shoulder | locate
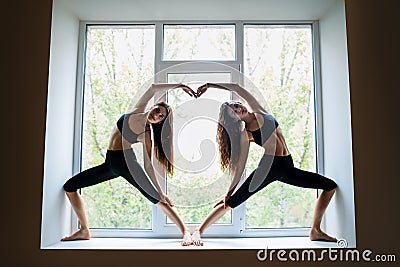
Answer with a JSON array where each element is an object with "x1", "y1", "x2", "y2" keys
[
  {"x1": 256, "y1": 112, "x2": 277, "y2": 121},
  {"x1": 254, "y1": 111, "x2": 269, "y2": 116}
]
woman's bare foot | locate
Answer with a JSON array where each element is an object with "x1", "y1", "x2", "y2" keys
[
  {"x1": 191, "y1": 230, "x2": 203, "y2": 246},
  {"x1": 61, "y1": 228, "x2": 91, "y2": 241},
  {"x1": 309, "y1": 228, "x2": 337, "y2": 242},
  {"x1": 181, "y1": 231, "x2": 192, "y2": 246}
]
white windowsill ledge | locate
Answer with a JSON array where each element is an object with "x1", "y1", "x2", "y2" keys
[{"x1": 42, "y1": 237, "x2": 341, "y2": 250}]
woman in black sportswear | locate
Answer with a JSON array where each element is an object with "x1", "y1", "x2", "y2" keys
[
  {"x1": 191, "y1": 83, "x2": 337, "y2": 246},
  {"x1": 62, "y1": 83, "x2": 197, "y2": 246}
]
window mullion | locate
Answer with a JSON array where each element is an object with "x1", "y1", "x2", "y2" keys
[
  {"x1": 311, "y1": 21, "x2": 324, "y2": 176},
  {"x1": 236, "y1": 21, "x2": 244, "y2": 72},
  {"x1": 154, "y1": 22, "x2": 163, "y2": 76}
]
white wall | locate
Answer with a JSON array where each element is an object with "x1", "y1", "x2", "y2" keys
[
  {"x1": 62, "y1": 0, "x2": 336, "y2": 21},
  {"x1": 40, "y1": 0, "x2": 80, "y2": 248},
  {"x1": 319, "y1": 0, "x2": 356, "y2": 247}
]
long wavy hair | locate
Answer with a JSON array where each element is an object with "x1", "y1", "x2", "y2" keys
[
  {"x1": 150, "y1": 101, "x2": 174, "y2": 175},
  {"x1": 217, "y1": 102, "x2": 242, "y2": 174}
]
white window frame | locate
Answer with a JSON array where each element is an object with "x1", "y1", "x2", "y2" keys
[
  {"x1": 73, "y1": 21, "x2": 322, "y2": 238},
  {"x1": 156, "y1": 61, "x2": 244, "y2": 237}
]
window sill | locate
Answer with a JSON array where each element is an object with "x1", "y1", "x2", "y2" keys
[{"x1": 42, "y1": 236, "x2": 341, "y2": 250}]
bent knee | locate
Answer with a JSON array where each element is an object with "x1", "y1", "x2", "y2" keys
[
  {"x1": 324, "y1": 180, "x2": 337, "y2": 191},
  {"x1": 63, "y1": 179, "x2": 79, "y2": 192},
  {"x1": 63, "y1": 184, "x2": 78, "y2": 193}
]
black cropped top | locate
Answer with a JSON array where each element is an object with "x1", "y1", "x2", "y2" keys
[
  {"x1": 247, "y1": 113, "x2": 279, "y2": 146},
  {"x1": 116, "y1": 114, "x2": 148, "y2": 143}
]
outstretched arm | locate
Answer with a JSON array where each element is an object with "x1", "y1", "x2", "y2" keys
[
  {"x1": 197, "y1": 83, "x2": 268, "y2": 114},
  {"x1": 216, "y1": 131, "x2": 250, "y2": 208},
  {"x1": 142, "y1": 131, "x2": 173, "y2": 206},
  {"x1": 131, "y1": 83, "x2": 196, "y2": 113},
  {"x1": 229, "y1": 131, "x2": 250, "y2": 193}
]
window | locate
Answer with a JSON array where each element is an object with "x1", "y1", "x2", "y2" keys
[
  {"x1": 42, "y1": 0, "x2": 355, "y2": 249},
  {"x1": 163, "y1": 24, "x2": 235, "y2": 61},
  {"x1": 81, "y1": 25, "x2": 155, "y2": 229},
  {"x1": 79, "y1": 22, "x2": 319, "y2": 237},
  {"x1": 243, "y1": 25, "x2": 317, "y2": 229},
  {"x1": 166, "y1": 74, "x2": 232, "y2": 225}
]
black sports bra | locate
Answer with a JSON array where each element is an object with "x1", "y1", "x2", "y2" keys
[
  {"x1": 116, "y1": 114, "x2": 149, "y2": 143},
  {"x1": 247, "y1": 113, "x2": 279, "y2": 146}
]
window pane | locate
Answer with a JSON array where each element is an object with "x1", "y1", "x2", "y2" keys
[
  {"x1": 166, "y1": 73, "x2": 231, "y2": 224},
  {"x1": 163, "y1": 25, "x2": 235, "y2": 61},
  {"x1": 81, "y1": 25, "x2": 155, "y2": 229},
  {"x1": 244, "y1": 25, "x2": 317, "y2": 228}
]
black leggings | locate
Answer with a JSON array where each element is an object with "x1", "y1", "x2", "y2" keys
[
  {"x1": 63, "y1": 149, "x2": 160, "y2": 204},
  {"x1": 226, "y1": 154, "x2": 337, "y2": 208}
]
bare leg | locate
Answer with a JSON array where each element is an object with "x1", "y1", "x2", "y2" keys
[
  {"x1": 157, "y1": 202, "x2": 191, "y2": 246},
  {"x1": 310, "y1": 188, "x2": 337, "y2": 242},
  {"x1": 192, "y1": 203, "x2": 232, "y2": 246},
  {"x1": 61, "y1": 191, "x2": 91, "y2": 241}
]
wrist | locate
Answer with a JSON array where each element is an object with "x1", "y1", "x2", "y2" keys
[{"x1": 172, "y1": 83, "x2": 181, "y2": 89}]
